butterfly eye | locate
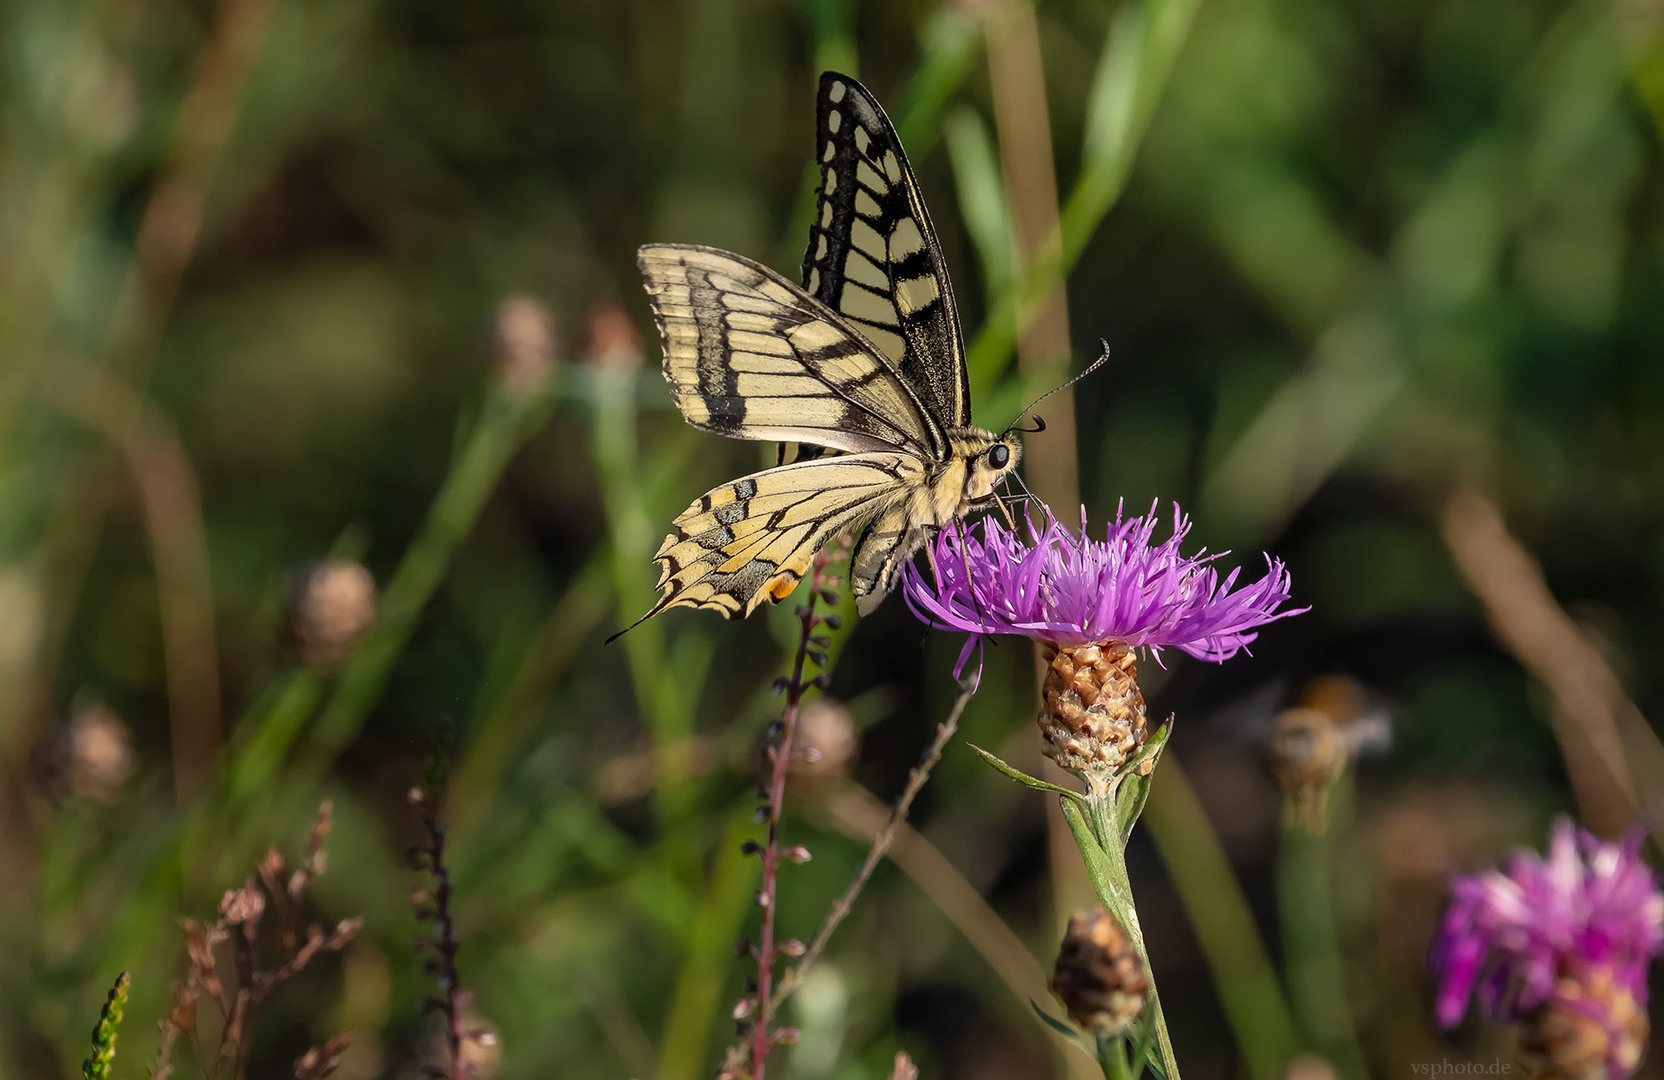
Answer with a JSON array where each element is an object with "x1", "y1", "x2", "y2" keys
[{"x1": 988, "y1": 444, "x2": 1010, "y2": 469}]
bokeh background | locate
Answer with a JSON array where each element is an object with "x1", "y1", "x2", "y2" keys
[{"x1": 4, "y1": 0, "x2": 1664, "y2": 1077}]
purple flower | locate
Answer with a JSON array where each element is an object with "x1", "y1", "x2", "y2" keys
[
  {"x1": 901, "y1": 502, "x2": 1304, "y2": 677},
  {"x1": 1429, "y1": 818, "x2": 1664, "y2": 1043}
]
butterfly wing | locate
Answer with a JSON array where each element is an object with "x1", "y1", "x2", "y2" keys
[
  {"x1": 639, "y1": 453, "x2": 923, "y2": 621},
  {"x1": 801, "y1": 72, "x2": 971, "y2": 429},
  {"x1": 639, "y1": 243, "x2": 946, "y2": 459},
  {"x1": 775, "y1": 441, "x2": 833, "y2": 467}
]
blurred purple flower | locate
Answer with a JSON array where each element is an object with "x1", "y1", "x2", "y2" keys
[
  {"x1": 1429, "y1": 818, "x2": 1663, "y2": 1074},
  {"x1": 901, "y1": 502, "x2": 1304, "y2": 678}
]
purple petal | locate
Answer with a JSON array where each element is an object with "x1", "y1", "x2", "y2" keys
[{"x1": 900, "y1": 502, "x2": 1306, "y2": 660}]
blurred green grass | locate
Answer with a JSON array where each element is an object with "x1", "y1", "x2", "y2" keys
[{"x1": 3, "y1": 0, "x2": 1664, "y2": 1078}]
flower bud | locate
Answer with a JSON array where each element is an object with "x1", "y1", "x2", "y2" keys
[
  {"x1": 1052, "y1": 907, "x2": 1149, "y2": 1037},
  {"x1": 285, "y1": 559, "x2": 376, "y2": 667},
  {"x1": 1038, "y1": 642, "x2": 1148, "y2": 794}
]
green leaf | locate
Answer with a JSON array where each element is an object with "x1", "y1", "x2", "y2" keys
[
  {"x1": 1030, "y1": 998, "x2": 1092, "y2": 1050},
  {"x1": 969, "y1": 745, "x2": 1087, "y2": 804},
  {"x1": 1114, "y1": 718, "x2": 1172, "y2": 846},
  {"x1": 1128, "y1": 1001, "x2": 1159, "y2": 1080},
  {"x1": 1115, "y1": 717, "x2": 1171, "y2": 782},
  {"x1": 945, "y1": 107, "x2": 1014, "y2": 300}
]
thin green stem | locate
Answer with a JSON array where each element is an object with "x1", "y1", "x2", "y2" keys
[
  {"x1": 1059, "y1": 795, "x2": 1175, "y2": 1080},
  {"x1": 301, "y1": 385, "x2": 554, "y2": 773},
  {"x1": 1278, "y1": 777, "x2": 1368, "y2": 1080},
  {"x1": 1077, "y1": 795, "x2": 1179, "y2": 1080},
  {"x1": 1101, "y1": 1035, "x2": 1136, "y2": 1080},
  {"x1": 1141, "y1": 760, "x2": 1298, "y2": 1080},
  {"x1": 591, "y1": 365, "x2": 702, "y2": 824}
]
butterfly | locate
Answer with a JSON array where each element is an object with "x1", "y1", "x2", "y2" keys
[{"x1": 628, "y1": 71, "x2": 1025, "y2": 627}]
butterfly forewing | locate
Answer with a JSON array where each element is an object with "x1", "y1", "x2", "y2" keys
[
  {"x1": 641, "y1": 453, "x2": 923, "y2": 621},
  {"x1": 625, "y1": 74, "x2": 1018, "y2": 631},
  {"x1": 801, "y1": 72, "x2": 971, "y2": 429},
  {"x1": 639, "y1": 243, "x2": 945, "y2": 459}
]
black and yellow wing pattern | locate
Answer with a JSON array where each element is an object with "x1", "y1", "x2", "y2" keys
[
  {"x1": 778, "y1": 72, "x2": 972, "y2": 466},
  {"x1": 628, "y1": 72, "x2": 1008, "y2": 627},
  {"x1": 634, "y1": 243, "x2": 940, "y2": 620},
  {"x1": 800, "y1": 71, "x2": 970, "y2": 429},
  {"x1": 639, "y1": 244, "x2": 943, "y2": 458}
]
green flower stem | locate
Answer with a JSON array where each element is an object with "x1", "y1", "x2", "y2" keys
[
  {"x1": 165, "y1": 376, "x2": 555, "y2": 883},
  {"x1": 589, "y1": 365, "x2": 707, "y2": 824},
  {"x1": 449, "y1": 552, "x2": 611, "y2": 829},
  {"x1": 1140, "y1": 760, "x2": 1298, "y2": 1080},
  {"x1": 81, "y1": 971, "x2": 130, "y2": 1080},
  {"x1": 1061, "y1": 796, "x2": 1179, "y2": 1080},
  {"x1": 1100, "y1": 1036, "x2": 1136, "y2": 1080},
  {"x1": 223, "y1": 672, "x2": 324, "y2": 805},
  {"x1": 1278, "y1": 777, "x2": 1368, "y2": 1080}
]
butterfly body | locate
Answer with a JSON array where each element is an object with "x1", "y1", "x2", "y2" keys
[{"x1": 629, "y1": 73, "x2": 1022, "y2": 627}]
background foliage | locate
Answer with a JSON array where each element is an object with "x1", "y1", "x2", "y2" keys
[{"x1": 3, "y1": 0, "x2": 1664, "y2": 1077}]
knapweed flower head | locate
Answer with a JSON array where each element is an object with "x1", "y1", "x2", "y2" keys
[
  {"x1": 1430, "y1": 819, "x2": 1663, "y2": 1079},
  {"x1": 905, "y1": 502, "x2": 1303, "y2": 785},
  {"x1": 902, "y1": 501, "x2": 1303, "y2": 675}
]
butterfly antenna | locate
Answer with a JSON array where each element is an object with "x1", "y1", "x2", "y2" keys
[{"x1": 1003, "y1": 340, "x2": 1115, "y2": 436}]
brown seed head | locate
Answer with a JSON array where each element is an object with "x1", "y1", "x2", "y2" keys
[
  {"x1": 1038, "y1": 642, "x2": 1148, "y2": 794},
  {"x1": 286, "y1": 560, "x2": 377, "y2": 667},
  {"x1": 790, "y1": 697, "x2": 859, "y2": 786},
  {"x1": 491, "y1": 294, "x2": 557, "y2": 394},
  {"x1": 1520, "y1": 963, "x2": 1648, "y2": 1080},
  {"x1": 34, "y1": 702, "x2": 134, "y2": 803},
  {"x1": 417, "y1": 1015, "x2": 501, "y2": 1080},
  {"x1": 1052, "y1": 907, "x2": 1149, "y2": 1037},
  {"x1": 1268, "y1": 706, "x2": 1348, "y2": 832},
  {"x1": 294, "y1": 1033, "x2": 351, "y2": 1080},
  {"x1": 586, "y1": 305, "x2": 642, "y2": 374},
  {"x1": 1281, "y1": 1055, "x2": 1339, "y2": 1080},
  {"x1": 219, "y1": 880, "x2": 266, "y2": 927},
  {"x1": 886, "y1": 1052, "x2": 919, "y2": 1080}
]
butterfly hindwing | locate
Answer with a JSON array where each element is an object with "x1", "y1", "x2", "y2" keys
[
  {"x1": 801, "y1": 71, "x2": 971, "y2": 430},
  {"x1": 643, "y1": 453, "x2": 922, "y2": 620},
  {"x1": 639, "y1": 243, "x2": 945, "y2": 459}
]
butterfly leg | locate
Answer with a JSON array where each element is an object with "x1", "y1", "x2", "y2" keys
[
  {"x1": 993, "y1": 484, "x2": 1020, "y2": 530},
  {"x1": 923, "y1": 528, "x2": 944, "y2": 589},
  {"x1": 954, "y1": 518, "x2": 991, "y2": 625}
]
